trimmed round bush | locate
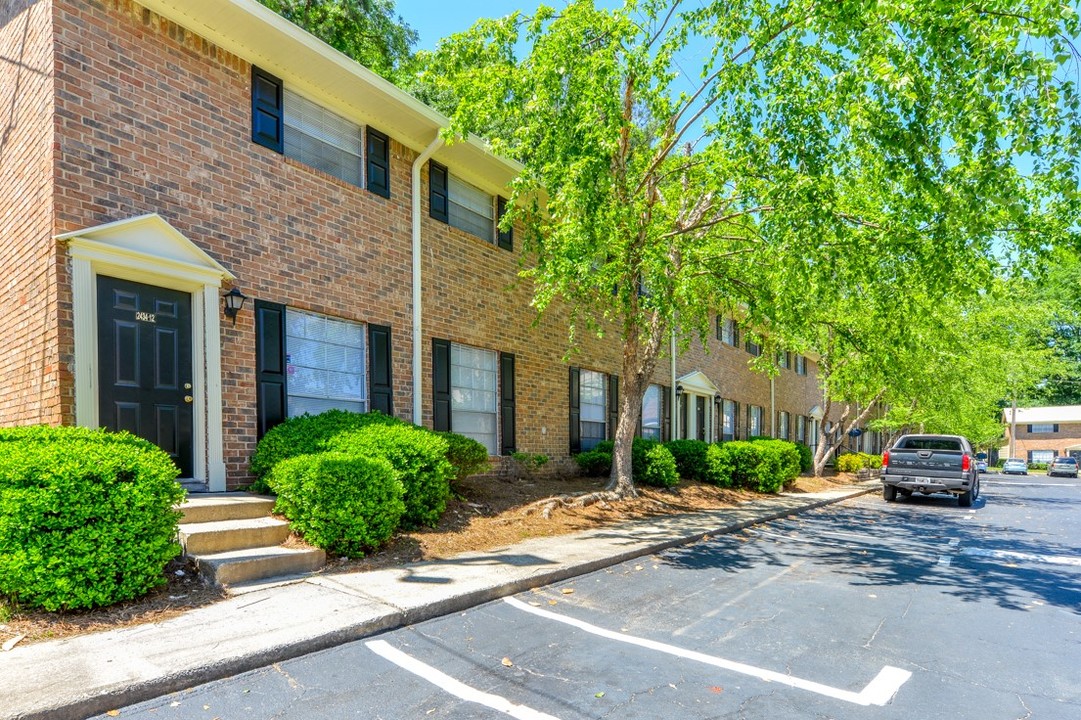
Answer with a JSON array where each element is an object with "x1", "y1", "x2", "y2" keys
[
  {"x1": 268, "y1": 452, "x2": 403, "y2": 557},
  {"x1": 640, "y1": 444, "x2": 679, "y2": 487},
  {"x1": 706, "y1": 441, "x2": 789, "y2": 493},
  {"x1": 328, "y1": 424, "x2": 453, "y2": 528},
  {"x1": 575, "y1": 449, "x2": 613, "y2": 476},
  {"x1": 0, "y1": 426, "x2": 183, "y2": 611},
  {"x1": 705, "y1": 443, "x2": 737, "y2": 488},
  {"x1": 249, "y1": 410, "x2": 405, "y2": 490},
  {"x1": 835, "y1": 452, "x2": 882, "y2": 472},
  {"x1": 750, "y1": 439, "x2": 801, "y2": 483},
  {"x1": 436, "y1": 431, "x2": 490, "y2": 482},
  {"x1": 664, "y1": 439, "x2": 710, "y2": 482}
]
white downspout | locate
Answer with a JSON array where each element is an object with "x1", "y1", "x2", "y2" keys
[
  {"x1": 411, "y1": 134, "x2": 445, "y2": 425},
  {"x1": 770, "y1": 376, "x2": 776, "y2": 438},
  {"x1": 670, "y1": 324, "x2": 678, "y2": 440}
]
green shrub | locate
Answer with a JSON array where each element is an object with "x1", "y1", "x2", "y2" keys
[
  {"x1": 664, "y1": 439, "x2": 710, "y2": 482},
  {"x1": 328, "y1": 424, "x2": 453, "y2": 528},
  {"x1": 750, "y1": 438, "x2": 802, "y2": 483},
  {"x1": 511, "y1": 452, "x2": 550, "y2": 475},
  {"x1": 707, "y1": 441, "x2": 788, "y2": 493},
  {"x1": 575, "y1": 449, "x2": 613, "y2": 476},
  {"x1": 249, "y1": 410, "x2": 404, "y2": 489},
  {"x1": 705, "y1": 443, "x2": 737, "y2": 488},
  {"x1": 640, "y1": 444, "x2": 679, "y2": 487},
  {"x1": 0, "y1": 427, "x2": 183, "y2": 611},
  {"x1": 268, "y1": 452, "x2": 403, "y2": 557},
  {"x1": 835, "y1": 452, "x2": 881, "y2": 473},
  {"x1": 793, "y1": 442, "x2": 814, "y2": 472},
  {"x1": 437, "y1": 432, "x2": 490, "y2": 482}
]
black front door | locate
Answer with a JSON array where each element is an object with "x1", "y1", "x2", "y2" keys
[{"x1": 97, "y1": 276, "x2": 194, "y2": 477}]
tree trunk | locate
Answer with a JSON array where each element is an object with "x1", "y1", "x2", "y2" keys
[
  {"x1": 607, "y1": 373, "x2": 645, "y2": 498},
  {"x1": 812, "y1": 391, "x2": 885, "y2": 476}
]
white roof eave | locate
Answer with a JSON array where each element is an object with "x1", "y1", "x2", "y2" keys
[{"x1": 140, "y1": 0, "x2": 522, "y2": 195}]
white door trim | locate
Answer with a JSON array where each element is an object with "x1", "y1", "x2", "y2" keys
[{"x1": 59, "y1": 214, "x2": 233, "y2": 491}]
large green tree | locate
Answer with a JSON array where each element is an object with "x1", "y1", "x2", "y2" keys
[
  {"x1": 417, "y1": 0, "x2": 1080, "y2": 498},
  {"x1": 257, "y1": 0, "x2": 417, "y2": 80}
]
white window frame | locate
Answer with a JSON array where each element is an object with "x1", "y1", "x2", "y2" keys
[
  {"x1": 722, "y1": 399, "x2": 737, "y2": 442},
  {"x1": 450, "y1": 343, "x2": 499, "y2": 455},
  {"x1": 285, "y1": 308, "x2": 367, "y2": 418},
  {"x1": 749, "y1": 405, "x2": 763, "y2": 436},
  {"x1": 641, "y1": 384, "x2": 662, "y2": 440},
  {"x1": 797, "y1": 415, "x2": 807, "y2": 444},
  {"x1": 778, "y1": 411, "x2": 789, "y2": 440},
  {"x1": 448, "y1": 174, "x2": 496, "y2": 243},
  {"x1": 283, "y1": 88, "x2": 364, "y2": 187},
  {"x1": 1030, "y1": 449, "x2": 1055, "y2": 464},
  {"x1": 1030, "y1": 423, "x2": 1055, "y2": 434},
  {"x1": 580, "y1": 369, "x2": 607, "y2": 451},
  {"x1": 795, "y1": 355, "x2": 807, "y2": 375}
]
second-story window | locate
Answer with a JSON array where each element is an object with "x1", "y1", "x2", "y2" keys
[
  {"x1": 1029, "y1": 423, "x2": 1057, "y2": 434},
  {"x1": 251, "y1": 66, "x2": 390, "y2": 196},
  {"x1": 745, "y1": 338, "x2": 762, "y2": 357},
  {"x1": 795, "y1": 355, "x2": 807, "y2": 375},
  {"x1": 429, "y1": 161, "x2": 513, "y2": 250},
  {"x1": 718, "y1": 316, "x2": 739, "y2": 346}
]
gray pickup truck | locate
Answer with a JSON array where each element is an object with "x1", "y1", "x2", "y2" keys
[{"x1": 881, "y1": 434, "x2": 981, "y2": 507}]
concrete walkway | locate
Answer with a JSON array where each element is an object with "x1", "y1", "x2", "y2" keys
[{"x1": 2, "y1": 483, "x2": 875, "y2": 720}]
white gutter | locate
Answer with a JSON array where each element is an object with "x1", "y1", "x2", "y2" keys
[
  {"x1": 412, "y1": 134, "x2": 445, "y2": 425},
  {"x1": 671, "y1": 324, "x2": 678, "y2": 440}
]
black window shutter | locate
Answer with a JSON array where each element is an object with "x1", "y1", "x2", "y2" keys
[
  {"x1": 368, "y1": 324, "x2": 393, "y2": 416},
  {"x1": 1027, "y1": 424, "x2": 1032, "y2": 433},
  {"x1": 255, "y1": 300, "x2": 287, "y2": 438},
  {"x1": 1054, "y1": 424, "x2": 1060, "y2": 433},
  {"x1": 432, "y1": 338, "x2": 451, "y2": 432},
  {"x1": 661, "y1": 385, "x2": 670, "y2": 441},
  {"x1": 366, "y1": 127, "x2": 391, "y2": 198},
  {"x1": 429, "y1": 160, "x2": 449, "y2": 223},
  {"x1": 251, "y1": 66, "x2": 283, "y2": 153},
  {"x1": 496, "y1": 196, "x2": 513, "y2": 251},
  {"x1": 500, "y1": 352, "x2": 516, "y2": 455},
  {"x1": 608, "y1": 374, "x2": 619, "y2": 441},
  {"x1": 569, "y1": 367, "x2": 581, "y2": 453}
]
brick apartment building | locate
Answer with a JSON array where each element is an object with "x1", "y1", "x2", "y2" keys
[
  {"x1": 1002, "y1": 406, "x2": 1081, "y2": 464},
  {"x1": 0, "y1": 0, "x2": 844, "y2": 491}
]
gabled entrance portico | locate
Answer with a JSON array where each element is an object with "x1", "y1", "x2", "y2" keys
[{"x1": 58, "y1": 214, "x2": 233, "y2": 491}]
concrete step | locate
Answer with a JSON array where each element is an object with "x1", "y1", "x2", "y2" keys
[
  {"x1": 179, "y1": 516, "x2": 291, "y2": 555},
  {"x1": 195, "y1": 546, "x2": 326, "y2": 587},
  {"x1": 179, "y1": 493, "x2": 276, "y2": 523}
]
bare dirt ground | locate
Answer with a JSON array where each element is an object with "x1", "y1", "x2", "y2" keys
[{"x1": 0, "y1": 471, "x2": 857, "y2": 648}]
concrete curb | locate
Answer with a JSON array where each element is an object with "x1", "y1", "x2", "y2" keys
[{"x1": 6, "y1": 483, "x2": 876, "y2": 720}]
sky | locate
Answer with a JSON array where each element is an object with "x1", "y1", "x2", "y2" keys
[{"x1": 397, "y1": 1, "x2": 533, "y2": 50}]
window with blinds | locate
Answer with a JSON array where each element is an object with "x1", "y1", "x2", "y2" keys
[
  {"x1": 448, "y1": 174, "x2": 495, "y2": 242},
  {"x1": 580, "y1": 369, "x2": 607, "y2": 451},
  {"x1": 285, "y1": 309, "x2": 366, "y2": 417},
  {"x1": 450, "y1": 343, "x2": 499, "y2": 454},
  {"x1": 283, "y1": 88, "x2": 363, "y2": 187},
  {"x1": 641, "y1": 384, "x2": 661, "y2": 440}
]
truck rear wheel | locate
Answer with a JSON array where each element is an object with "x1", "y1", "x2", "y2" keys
[
  {"x1": 958, "y1": 488, "x2": 973, "y2": 507},
  {"x1": 883, "y1": 484, "x2": 897, "y2": 502}
]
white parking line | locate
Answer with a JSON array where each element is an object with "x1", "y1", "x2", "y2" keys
[
  {"x1": 366, "y1": 640, "x2": 561, "y2": 720},
  {"x1": 504, "y1": 597, "x2": 911, "y2": 706},
  {"x1": 960, "y1": 547, "x2": 1081, "y2": 567}
]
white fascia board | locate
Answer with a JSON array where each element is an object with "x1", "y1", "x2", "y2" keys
[{"x1": 140, "y1": 0, "x2": 522, "y2": 194}]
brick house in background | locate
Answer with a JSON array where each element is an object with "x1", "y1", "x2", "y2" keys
[
  {"x1": 1002, "y1": 406, "x2": 1081, "y2": 464},
  {"x1": 0, "y1": 0, "x2": 840, "y2": 491}
]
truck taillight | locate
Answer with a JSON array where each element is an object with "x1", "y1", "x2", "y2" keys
[
  {"x1": 962, "y1": 454, "x2": 971, "y2": 471},
  {"x1": 882, "y1": 450, "x2": 889, "y2": 467}
]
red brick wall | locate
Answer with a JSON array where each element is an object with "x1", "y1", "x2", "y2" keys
[
  {"x1": 0, "y1": 0, "x2": 62, "y2": 426},
  {"x1": 52, "y1": 0, "x2": 416, "y2": 483},
  {"x1": 47, "y1": 0, "x2": 842, "y2": 486}
]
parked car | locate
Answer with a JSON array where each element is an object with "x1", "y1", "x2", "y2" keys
[
  {"x1": 1047, "y1": 457, "x2": 1079, "y2": 478},
  {"x1": 976, "y1": 460, "x2": 988, "y2": 473},
  {"x1": 1002, "y1": 458, "x2": 1028, "y2": 475},
  {"x1": 880, "y1": 434, "x2": 980, "y2": 506}
]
